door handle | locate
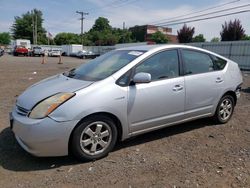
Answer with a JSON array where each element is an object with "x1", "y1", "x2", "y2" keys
[
  {"x1": 173, "y1": 85, "x2": 183, "y2": 91},
  {"x1": 216, "y1": 77, "x2": 223, "y2": 83}
]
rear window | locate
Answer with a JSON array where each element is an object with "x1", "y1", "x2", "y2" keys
[{"x1": 182, "y1": 49, "x2": 214, "y2": 75}]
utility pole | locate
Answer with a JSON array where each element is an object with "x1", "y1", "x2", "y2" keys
[
  {"x1": 35, "y1": 14, "x2": 38, "y2": 45},
  {"x1": 32, "y1": 10, "x2": 35, "y2": 45},
  {"x1": 32, "y1": 11, "x2": 38, "y2": 45},
  {"x1": 123, "y1": 22, "x2": 126, "y2": 43},
  {"x1": 76, "y1": 11, "x2": 88, "y2": 46}
]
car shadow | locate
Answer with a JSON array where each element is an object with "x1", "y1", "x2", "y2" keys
[
  {"x1": 116, "y1": 118, "x2": 214, "y2": 150},
  {"x1": 0, "y1": 118, "x2": 214, "y2": 172}
]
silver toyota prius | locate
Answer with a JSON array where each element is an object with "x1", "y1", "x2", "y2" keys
[{"x1": 10, "y1": 45, "x2": 243, "y2": 161}]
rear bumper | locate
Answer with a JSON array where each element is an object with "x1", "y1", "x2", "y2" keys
[
  {"x1": 235, "y1": 83, "x2": 242, "y2": 99},
  {"x1": 11, "y1": 109, "x2": 79, "y2": 157}
]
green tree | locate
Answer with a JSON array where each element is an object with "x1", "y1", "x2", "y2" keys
[
  {"x1": 211, "y1": 37, "x2": 220, "y2": 42},
  {"x1": 88, "y1": 17, "x2": 121, "y2": 46},
  {"x1": 177, "y1": 24, "x2": 195, "y2": 43},
  {"x1": 192, "y1": 34, "x2": 206, "y2": 42},
  {"x1": 150, "y1": 31, "x2": 168, "y2": 44},
  {"x1": 242, "y1": 35, "x2": 250, "y2": 40},
  {"x1": 220, "y1": 19, "x2": 245, "y2": 41},
  {"x1": 0, "y1": 32, "x2": 11, "y2": 45},
  {"x1": 112, "y1": 28, "x2": 132, "y2": 43},
  {"x1": 11, "y1": 9, "x2": 47, "y2": 44},
  {"x1": 54, "y1": 32, "x2": 80, "y2": 45},
  {"x1": 90, "y1": 17, "x2": 112, "y2": 32},
  {"x1": 129, "y1": 25, "x2": 147, "y2": 42}
]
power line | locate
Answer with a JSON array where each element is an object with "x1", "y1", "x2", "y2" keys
[
  {"x1": 156, "y1": 3, "x2": 250, "y2": 26},
  {"x1": 148, "y1": 0, "x2": 240, "y2": 25},
  {"x1": 86, "y1": 0, "x2": 137, "y2": 12},
  {"x1": 157, "y1": 9, "x2": 250, "y2": 27}
]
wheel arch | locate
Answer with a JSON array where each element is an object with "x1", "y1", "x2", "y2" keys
[
  {"x1": 222, "y1": 90, "x2": 237, "y2": 106},
  {"x1": 68, "y1": 112, "x2": 123, "y2": 154}
]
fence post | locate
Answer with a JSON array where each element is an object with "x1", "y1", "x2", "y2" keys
[{"x1": 229, "y1": 42, "x2": 233, "y2": 59}]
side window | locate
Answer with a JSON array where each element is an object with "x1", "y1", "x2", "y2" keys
[
  {"x1": 182, "y1": 49, "x2": 214, "y2": 75},
  {"x1": 211, "y1": 55, "x2": 227, "y2": 70},
  {"x1": 135, "y1": 50, "x2": 179, "y2": 81},
  {"x1": 116, "y1": 70, "x2": 132, "y2": 86}
]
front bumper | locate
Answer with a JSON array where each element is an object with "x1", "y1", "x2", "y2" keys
[{"x1": 10, "y1": 109, "x2": 79, "y2": 157}]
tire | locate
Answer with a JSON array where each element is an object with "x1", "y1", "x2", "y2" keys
[
  {"x1": 214, "y1": 95, "x2": 235, "y2": 124},
  {"x1": 70, "y1": 115, "x2": 118, "y2": 161}
]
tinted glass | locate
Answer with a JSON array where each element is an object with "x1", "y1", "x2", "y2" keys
[
  {"x1": 135, "y1": 50, "x2": 179, "y2": 81},
  {"x1": 65, "y1": 50, "x2": 145, "y2": 81},
  {"x1": 182, "y1": 50, "x2": 214, "y2": 75},
  {"x1": 211, "y1": 55, "x2": 227, "y2": 70}
]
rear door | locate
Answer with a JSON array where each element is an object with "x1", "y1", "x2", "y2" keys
[{"x1": 181, "y1": 49, "x2": 225, "y2": 118}]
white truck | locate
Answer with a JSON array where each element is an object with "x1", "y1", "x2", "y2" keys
[
  {"x1": 12, "y1": 39, "x2": 32, "y2": 56},
  {"x1": 62, "y1": 44, "x2": 82, "y2": 56},
  {"x1": 12, "y1": 39, "x2": 31, "y2": 49}
]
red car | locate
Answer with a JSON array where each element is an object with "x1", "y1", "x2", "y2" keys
[{"x1": 13, "y1": 46, "x2": 28, "y2": 56}]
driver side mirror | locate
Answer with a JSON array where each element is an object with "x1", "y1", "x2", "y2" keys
[{"x1": 133, "y1": 72, "x2": 151, "y2": 84}]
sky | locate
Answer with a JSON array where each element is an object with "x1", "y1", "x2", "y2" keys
[{"x1": 0, "y1": 0, "x2": 250, "y2": 41}]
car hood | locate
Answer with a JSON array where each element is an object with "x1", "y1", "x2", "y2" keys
[{"x1": 17, "y1": 74, "x2": 93, "y2": 110}]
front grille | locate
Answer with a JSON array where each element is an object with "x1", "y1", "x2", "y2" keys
[{"x1": 16, "y1": 105, "x2": 30, "y2": 116}]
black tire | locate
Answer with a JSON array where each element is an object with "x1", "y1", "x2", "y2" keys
[
  {"x1": 214, "y1": 95, "x2": 235, "y2": 124},
  {"x1": 70, "y1": 115, "x2": 118, "y2": 161}
]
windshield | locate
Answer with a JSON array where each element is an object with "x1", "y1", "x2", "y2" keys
[{"x1": 65, "y1": 50, "x2": 145, "y2": 81}]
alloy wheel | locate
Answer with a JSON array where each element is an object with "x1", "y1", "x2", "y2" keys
[
  {"x1": 219, "y1": 98, "x2": 233, "y2": 121},
  {"x1": 80, "y1": 121, "x2": 112, "y2": 156}
]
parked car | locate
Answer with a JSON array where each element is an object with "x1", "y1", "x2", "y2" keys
[
  {"x1": 48, "y1": 49, "x2": 61, "y2": 57},
  {"x1": 32, "y1": 46, "x2": 44, "y2": 56},
  {"x1": 0, "y1": 49, "x2": 4, "y2": 56},
  {"x1": 76, "y1": 50, "x2": 100, "y2": 59},
  {"x1": 13, "y1": 46, "x2": 28, "y2": 56},
  {"x1": 76, "y1": 50, "x2": 88, "y2": 58},
  {"x1": 10, "y1": 45, "x2": 243, "y2": 161}
]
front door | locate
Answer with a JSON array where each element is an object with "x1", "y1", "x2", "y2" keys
[{"x1": 127, "y1": 49, "x2": 185, "y2": 133}]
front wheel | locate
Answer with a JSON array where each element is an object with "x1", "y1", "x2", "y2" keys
[
  {"x1": 214, "y1": 95, "x2": 235, "y2": 124},
  {"x1": 70, "y1": 115, "x2": 118, "y2": 161}
]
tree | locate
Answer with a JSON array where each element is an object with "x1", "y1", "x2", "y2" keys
[
  {"x1": 88, "y1": 17, "x2": 121, "y2": 46},
  {"x1": 242, "y1": 35, "x2": 250, "y2": 40},
  {"x1": 90, "y1": 17, "x2": 112, "y2": 32},
  {"x1": 0, "y1": 32, "x2": 11, "y2": 45},
  {"x1": 129, "y1": 25, "x2": 147, "y2": 42},
  {"x1": 150, "y1": 31, "x2": 168, "y2": 44},
  {"x1": 211, "y1": 37, "x2": 220, "y2": 42},
  {"x1": 112, "y1": 28, "x2": 132, "y2": 43},
  {"x1": 54, "y1": 32, "x2": 80, "y2": 45},
  {"x1": 220, "y1": 19, "x2": 245, "y2": 41},
  {"x1": 192, "y1": 34, "x2": 206, "y2": 42},
  {"x1": 11, "y1": 9, "x2": 47, "y2": 44},
  {"x1": 177, "y1": 24, "x2": 195, "y2": 43}
]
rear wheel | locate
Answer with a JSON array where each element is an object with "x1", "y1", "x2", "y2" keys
[
  {"x1": 71, "y1": 115, "x2": 117, "y2": 161},
  {"x1": 214, "y1": 95, "x2": 235, "y2": 124}
]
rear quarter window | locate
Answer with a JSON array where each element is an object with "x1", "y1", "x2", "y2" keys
[{"x1": 210, "y1": 55, "x2": 227, "y2": 70}]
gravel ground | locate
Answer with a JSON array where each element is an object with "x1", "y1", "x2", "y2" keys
[{"x1": 0, "y1": 54, "x2": 249, "y2": 188}]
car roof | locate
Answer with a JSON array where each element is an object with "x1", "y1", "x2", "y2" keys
[
  {"x1": 117, "y1": 44, "x2": 229, "y2": 62},
  {"x1": 117, "y1": 44, "x2": 206, "y2": 52}
]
